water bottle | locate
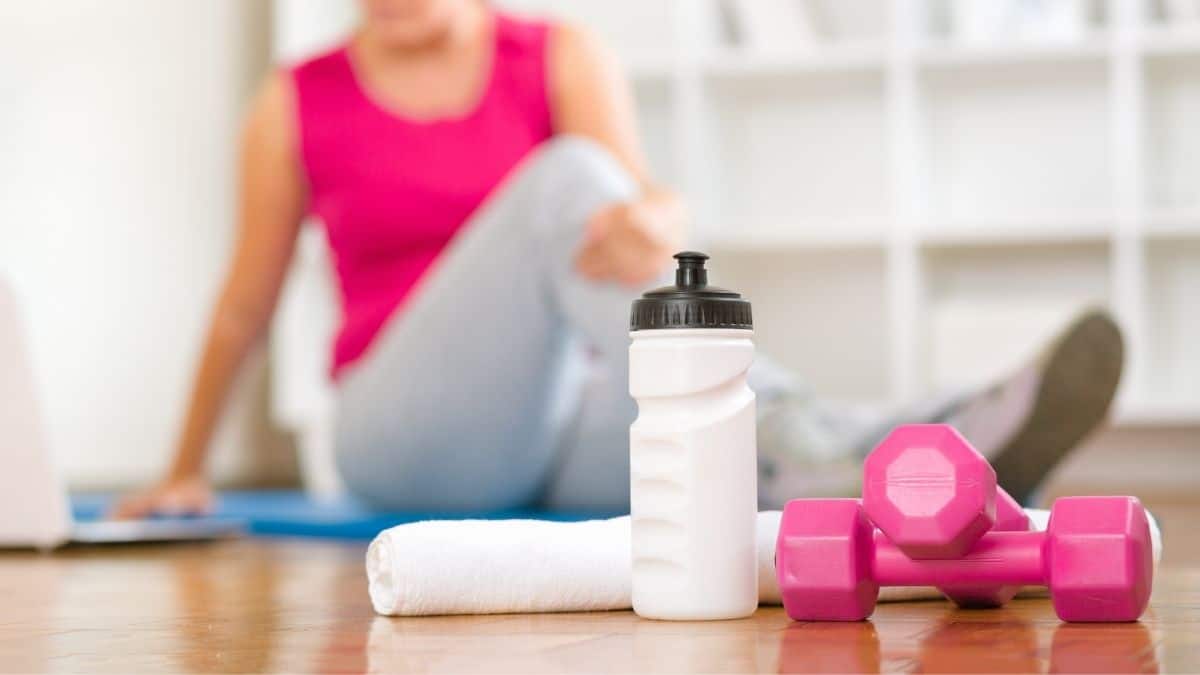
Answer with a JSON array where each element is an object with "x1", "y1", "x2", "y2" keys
[{"x1": 628, "y1": 251, "x2": 757, "y2": 620}]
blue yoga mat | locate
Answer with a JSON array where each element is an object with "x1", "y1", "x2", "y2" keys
[{"x1": 71, "y1": 490, "x2": 622, "y2": 541}]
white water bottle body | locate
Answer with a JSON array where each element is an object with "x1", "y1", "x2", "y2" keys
[{"x1": 629, "y1": 328, "x2": 758, "y2": 620}]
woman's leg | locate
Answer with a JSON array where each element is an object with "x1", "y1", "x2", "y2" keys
[
  {"x1": 335, "y1": 135, "x2": 640, "y2": 511},
  {"x1": 341, "y1": 133, "x2": 992, "y2": 513}
]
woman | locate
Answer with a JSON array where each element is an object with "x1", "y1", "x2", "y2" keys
[{"x1": 116, "y1": 0, "x2": 1123, "y2": 517}]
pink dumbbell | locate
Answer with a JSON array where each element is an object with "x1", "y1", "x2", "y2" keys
[
  {"x1": 776, "y1": 496, "x2": 1154, "y2": 622},
  {"x1": 863, "y1": 424, "x2": 1032, "y2": 607}
]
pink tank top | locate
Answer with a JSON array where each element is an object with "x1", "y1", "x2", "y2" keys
[{"x1": 291, "y1": 12, "x2": 554, "y2": 378}]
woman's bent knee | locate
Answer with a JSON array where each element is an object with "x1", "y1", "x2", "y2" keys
[{"x1": 533, "y1": 134, "x2": 638, "y2": 199}]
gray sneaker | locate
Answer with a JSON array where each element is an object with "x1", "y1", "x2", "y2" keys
[
  {"x1": 756, "y1": 395, "x2": 866, "y2": 508},
  {"x1": 946, "y1": 308, "x2": 1125, "y2": 505}
]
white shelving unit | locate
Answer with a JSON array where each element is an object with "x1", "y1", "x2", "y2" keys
[{"x1": 513, "y1": 0, "x2": 1200, "y2": 425}]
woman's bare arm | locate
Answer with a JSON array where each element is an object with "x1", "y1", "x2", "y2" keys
[
  {"x1": 548, "y1": 23, "x2": 686, "y2": 285},
  {"x1": 113, "y1": 72, "x2": 306, "y2": 517}
]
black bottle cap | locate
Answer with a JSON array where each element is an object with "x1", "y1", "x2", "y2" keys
[{"x1": 630, "y1": 252, "x2": 753, "y2": 331}]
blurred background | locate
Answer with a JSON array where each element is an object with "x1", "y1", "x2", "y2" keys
[{"x1": 0, "y1": 0, "x2": 1196, "y2": 499}]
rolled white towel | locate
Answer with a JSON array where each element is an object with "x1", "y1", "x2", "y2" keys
[
  {"x1": 367, "y1": 508, "x2": 1163, "y2": 616},
  {"x1": 367, "y1": 516, "x2": 631, "y2": 616}
]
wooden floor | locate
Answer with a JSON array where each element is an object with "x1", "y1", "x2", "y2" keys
[{"x1": 1, "y1": 501, "x2": 1196, "y2": 673}]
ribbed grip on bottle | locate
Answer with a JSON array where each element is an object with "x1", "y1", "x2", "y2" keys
[{"x1": 630, "y1": 298, "x2": 753, "y2": 331}]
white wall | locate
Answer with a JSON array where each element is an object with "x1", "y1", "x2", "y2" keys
[
  {"x1": 273, "y1": 0, "x2": 359, "y2": 62},
  {"x1": 0, "y1": 1, "x2": 280, "y2": 488}
]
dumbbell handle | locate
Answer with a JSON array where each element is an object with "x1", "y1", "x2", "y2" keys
[{"x1": 873, "y1": 531, "x2": 1046, "y2": 587}]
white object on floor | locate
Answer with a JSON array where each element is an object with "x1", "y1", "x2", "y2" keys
[
  {"x1": 367, "y1": 515, "x2": 631, "y2": 616},
  {"x1": 0, "y1": 276, "x2": 72, "y2": 547},
  {"x1": 0, "y1": 276, "x2": 244, "y2": 548},
  {"x1": 366, "y1": 507, "x2": 1163, "y2": 616}
]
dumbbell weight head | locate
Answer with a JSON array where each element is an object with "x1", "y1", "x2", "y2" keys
[
  {"x1": 776, "y1": 499, "x2": 879, "y2": 621},
  {"x1": 863, "y1": 423, "x2": 1032, "y2": 607},
  {"x1": 863, "y1": 424, "x2": 998, "y2": 559},
  {"x1": 1046, "y1": 496, "x2": 1154, "y2": 622},
  {"x1": 937, "y1": 488, "x2": 1032, "y2": 608}
]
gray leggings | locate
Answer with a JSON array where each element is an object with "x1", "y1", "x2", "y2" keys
[{"x1": 335, "y1": 136, "x2": 788, "y2": 511}]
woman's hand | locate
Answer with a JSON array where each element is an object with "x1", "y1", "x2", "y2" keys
[
  {"x1": 110, "y1": 474, "x2": 214, "y2": 520},
  {"x1": 576, "y1": 198, "x2": 681, "y2": 286}
]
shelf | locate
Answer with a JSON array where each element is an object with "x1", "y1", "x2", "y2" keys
[
  {"x1": 918, "y1": 212, "x2": 1114, "y2": 247},
  {"x1": 924, "y1": 60, "x2": 1111, "y2": 221},
  {"x1": 603, "y1": 3, "x2": 1200, "y2": 431},
  {"x1": 707, "y1": 70, "x2": 888, "y2": 241},
  {"x1": 707, "y1": 217, "x2": 1130, "y2": 249},
  {"x1": 1144, "y1": 240, "x2": 1200, "y2": 413},
  {"x1": 921, "y1": 242, "x2": 1112, "y2": 392},
  {"x1": 632, "y1": 81, "x2": 675, "y2": 186},
  {"x1": 705, "y1": 208, "x2": 1195, "y2": 248},
  {"x1": 1114, "y1": 399, "x2": 1200, "y2": 426},
  {"x1": 707, "y1": 212, "x2": 1129, "y2": 250},
  {"x1": 1141, "y1": 25, "x2": 1200, "y2": 57},
  {"x1": 703, "y1": 42, "x2": 886, "y2": 78},
  {"x1": 707, "y1": 223, "x2": 889, "y2": 251},
  {"x1": 1146, "y1": 208, "x2": 1200, "y2": 238},
  {"x1": 916, "y1": 35, "x2": 1110, "y2": 69},
  {"x1": 1145, "y1": 53, "x2": 1200, "y2": 213},
  {"x1": 626, "y1": 31, "x2": 1200, "y2": 78}
]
